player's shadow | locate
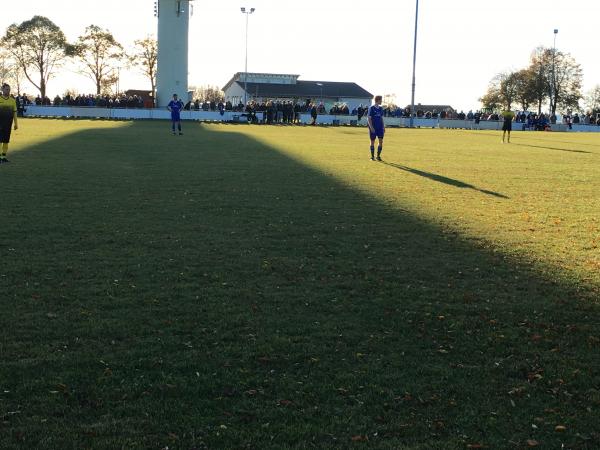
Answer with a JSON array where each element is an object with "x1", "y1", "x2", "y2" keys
[
  {"x1": 381, "y1": 161, "x2": 510, "y2": 199},
  {"x1": 511, "y1": 142, "x2": 592, "y2": 154}
]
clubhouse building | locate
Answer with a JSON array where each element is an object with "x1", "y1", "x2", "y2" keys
[{"x1": 222, "y1": 72, "x2": 373, "y2": 111}]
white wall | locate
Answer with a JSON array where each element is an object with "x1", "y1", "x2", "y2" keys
[{"x1": 22, "y1": 106, "x2": 600, "y2": 132}]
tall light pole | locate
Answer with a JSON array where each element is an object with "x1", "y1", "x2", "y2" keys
[
  {"x1": 241, "y1": 7, "x2": 255, "y2": 107},
  {"x1": 409, "y1": 0, "x2": 419, "y2": 128},
  {"x1": 551, "y1": 28, "x2": 558, "y2": 116},
  {"x1": 116, "y1": 66, "x2": 121, "y2": 94}
]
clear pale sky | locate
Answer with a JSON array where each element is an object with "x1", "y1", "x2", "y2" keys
[{"x1": 1, "y1": 0, "x2": 599, "y2": 111}]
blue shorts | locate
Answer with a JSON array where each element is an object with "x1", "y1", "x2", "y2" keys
[
  {"x1": 171, "y1": 113, "x2": 181, "y2": 122},
  {"x1": 369, "y1": 128, "x2": 384, "y2": 140}
]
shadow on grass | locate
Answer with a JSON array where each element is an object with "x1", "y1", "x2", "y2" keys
[
  {"x1": 1, "y1": 120, "x2": 598, "y2": 449},
  {"x1": 381, "y1": 161, "x2": 510, "y2": 199},
  {"x1": 511, "y1": 141, "x2": 593, "y2": 154}
]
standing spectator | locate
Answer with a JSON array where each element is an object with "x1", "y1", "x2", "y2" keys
[
  {"x1": 473, "y1": 111, "x2": 481, "y2": 130},
  {"x1": 310, "y1": 103, "x2": 317, "y2": 126}
]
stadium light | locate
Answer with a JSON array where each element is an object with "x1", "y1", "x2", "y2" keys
[
  {"x1": 409, "y1": 0, "x2": 419, "y2": 128},
  {"x1": 551, "y1": 28, "x2": 558, "y2": 116},
  {"x1": 316, "y1": 82, "x2": 323, "y2": 105},
  {"x1": 241, "y1": 6, "x2": 255, "y2": 107}
]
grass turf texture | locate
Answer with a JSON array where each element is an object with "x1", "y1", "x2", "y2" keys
[{"x1": 1, "y1": 119, "x2": 599, "y2": 449}]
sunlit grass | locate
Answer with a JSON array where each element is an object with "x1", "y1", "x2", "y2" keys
[{"x1": 219, "y1": 124, "x2": 600, "y2": 290}]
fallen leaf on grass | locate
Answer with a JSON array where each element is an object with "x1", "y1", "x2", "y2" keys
[
  {"x1": 555, "y1": 425, "x2": 566, "y2": 432},
  {"x1": 351, "y1": 435, "x2": 368, "y2": 442}
]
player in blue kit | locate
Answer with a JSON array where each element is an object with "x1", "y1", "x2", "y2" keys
[
  {"x1": 167, "y1": 93, "x2": 184, "y2": 135},
  {"x1": 367, "y1": 95, "x2": 385, "y2": 161}
]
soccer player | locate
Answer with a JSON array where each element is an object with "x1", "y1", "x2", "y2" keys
[
  {"x1": 167, "y1": 93, "x2": 184, "y2": 135},
  {"x1": 367, "y1": 95, "x2": 385, "y2": 161},
  {"x1": 501, "y1": 109, "x2": 515, "y2": 143},
  {"x1": 0, "y1": 83, "x2": 18, "y2": 164}
]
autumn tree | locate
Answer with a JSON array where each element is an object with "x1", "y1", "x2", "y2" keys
[
  {"x1": 71, "y1": 25, "x2": 125, "y2": 95},
  {"x1": 129, "y1": 36, "x2": 158, "y2": 103},
  {"x1": 1, "y1": 16, "x2": 69, "y2": 98},
  {"x1": 550, "y1": 50, "x2": 582, "y2": 114},
  {"x1": 526, "y1": 47, "x2": 583, "y2": 115},
  {"x1": 480, "y1": 71, "x2": 519, "y2": 110},
  {"x1": 512, "y1": 69, "x2": 537, "y2": 112},
  {"x1": 479, "y1": 85, "x2": 501, "y2": 111},
  {"x1": 523, "y1": 47, "x2": 550, "y2": 115}
]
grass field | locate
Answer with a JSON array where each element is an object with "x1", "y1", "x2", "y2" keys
[{"x1": 1, "y1": 119, "x2": 599, "y2": 449}]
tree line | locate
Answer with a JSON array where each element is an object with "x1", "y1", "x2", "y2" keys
[
  {"x1": 480, "y1": 46, "x2": 600, "y2": 116},
  {"x1": 0, "y1": 16, "x2": 157, "y2": 99}
]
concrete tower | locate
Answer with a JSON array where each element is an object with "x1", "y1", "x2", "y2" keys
[{"x1": 156, "y1": 0, "x2": 193, "y2": 107}]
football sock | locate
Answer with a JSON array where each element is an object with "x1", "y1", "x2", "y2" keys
[
  {"x1": 1, "y1": 143, "x2": 7, "y2": 156},
  {"x1": 370, "y1": 145, "x2": 374, "y2": 158},
  {"x1": 377, "y1": 145, "x2": 382, "y2": 156},
  {"x1": 178, "y1": 124, "x2": 181, "y2": 132}
]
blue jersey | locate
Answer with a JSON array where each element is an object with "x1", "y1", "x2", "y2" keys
[
  {"x1": 168, "y1": 100, "x2": 183, "y2": 119},
  {"x1": 368, "y1": 104, "x2": 384, "y2": 130}
]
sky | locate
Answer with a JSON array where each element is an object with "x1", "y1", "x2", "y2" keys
[{"x1": 1, "y1": 0, "x2": 599, "y2": 111}]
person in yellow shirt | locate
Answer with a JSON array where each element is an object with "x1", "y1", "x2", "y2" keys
[
  {"x1": 501, "y1": 109, "x2": 514, "y2": 143},
  {"x1": 0, "y1": 83, "x2": 18, "y2": 163}
]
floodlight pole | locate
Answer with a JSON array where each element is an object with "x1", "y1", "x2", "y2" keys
[
  {"x1": 551, "y1": 28, "x2": 558, "y2": 115},
  {"x1": 241, "y1": 7, "x2": 255, "y2": 107},
  {"x1": 316, "y1": 82, "x2": 323, "y2": 105},
  {"x1": 409, "y1": 0, "x2": 419, "y2": 128}
]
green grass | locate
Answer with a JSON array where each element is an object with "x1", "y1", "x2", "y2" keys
[{"x1": 1, "y1": 119, "x2": 599, "y2": 449}]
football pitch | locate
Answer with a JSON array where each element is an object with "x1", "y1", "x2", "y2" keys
[{"x1": 1, "y1": 119, "x2": 599, "y2": 449}]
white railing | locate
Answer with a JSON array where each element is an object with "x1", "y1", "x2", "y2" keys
[{"x1": 22, "y1": 106, "x2": 600, "y2": 132}]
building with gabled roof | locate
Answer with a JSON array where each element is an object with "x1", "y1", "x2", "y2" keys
[
  {"x1": 405, "y1": 104, "x2": 456, "y2": 114},
  {"x1": 222, "y1": 72, "x2": 373, "y2": 111}
]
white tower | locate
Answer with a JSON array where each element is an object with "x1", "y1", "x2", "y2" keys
[{"x1": 156, "y1": 0, "x2": 193, "y2": 107}]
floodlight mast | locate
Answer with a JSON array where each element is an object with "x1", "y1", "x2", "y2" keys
[
  {"x1": 409, "y1": 0, "x2": 419, "y2": 128},
  {"x1": 551, "y1": 28, "x2": 558, "y2": 116},
  {"x1": 241, "y1": 7, "x2": 255, "y2": 107},
  {"x1": 156, "y1": 0, "x2": 194, "y2": 107}
]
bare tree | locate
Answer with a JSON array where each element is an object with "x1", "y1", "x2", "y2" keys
[
  {"x1": 190, "y1": 85, "x2": 224, "y2": 103},
  {"x1": 585, "y1": 85, "x2": 600, "y2": 114},
  {"x1": 0, "y1": 49, "x2": 23, "y2": 93},
  {"x1": 1, "y1": 16, "x2": 69, "y2": 99},
  {"x1": 129, "y1": 36, "x2": 158, "y2": 104},
  {"x1": 71, "y1": 25, "x2": 125, "y2": 95}
]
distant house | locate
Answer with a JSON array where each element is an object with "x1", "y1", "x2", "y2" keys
[
  {"x1": 405, "y1": 103, "x2": 456, "y2": 115},
  {"x1": 222, "y1": 72, "x2": 373, "y2": 111},
  {"x1": 125, "y1": 89, "x2": 154, "y2": 108}
]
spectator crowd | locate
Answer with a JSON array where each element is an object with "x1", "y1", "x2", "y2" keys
[{"x1": 12, "y1": 92, "x2": 600, "y2": 126}]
